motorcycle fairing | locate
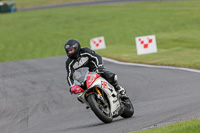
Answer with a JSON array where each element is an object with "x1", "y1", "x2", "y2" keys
[
  {"x1": 86, "y1": 72, "x2": 100, "y2": 89},
  {"x1": 71, "y1": 83, "x2": 85, "y2": 94},
  {"x1": 73, "y1": 70, "x2": 122, "y2": 116},
  {"x1": 88, "y1": 77, "x2": 121, "y2": 116}
]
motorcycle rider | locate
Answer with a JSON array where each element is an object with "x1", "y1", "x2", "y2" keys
[{"x1": 64, "y1": 39, "x2": 127, "y2": 98}]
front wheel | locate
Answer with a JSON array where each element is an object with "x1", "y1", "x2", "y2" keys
[
  {"x1": 120, "y1": 98, "x2": 134, "y2": 118},
  {"x1": 87, "y1": 94, "x2": 113, "y2": 123}
]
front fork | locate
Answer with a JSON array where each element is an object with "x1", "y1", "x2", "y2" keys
[
  {"x1": 86, "y1": 86, "x2": 123, "y2": 117},
  {"x1": 95, "y1": 86, "x2": 108, "y2": 108}
]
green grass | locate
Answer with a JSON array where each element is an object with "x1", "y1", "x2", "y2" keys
[
  {"x1": 134, "y1": 118, "x2": 200, "y2": 133},
  {"x1": 16, "y1": 0, "x2": 101, "y2": 8},
  {"x1": 0, "y1": 0, "x2": 200, "y2": 69},
  {"x1": 1, "y1": 1, "x2": 200, "y2": 132}
]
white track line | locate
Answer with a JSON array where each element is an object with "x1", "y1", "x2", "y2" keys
[{"x1": 103, "y1": 57, "x2": 200, "y2": 74}]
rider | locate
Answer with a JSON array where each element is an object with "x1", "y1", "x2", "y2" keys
[{"x1": 64, "y1": 39, "x2": 127, "y2": 97}]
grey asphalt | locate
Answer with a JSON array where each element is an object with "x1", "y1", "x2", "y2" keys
[
  {"x1": 0, "y1": 56, "x2": 200, "y2": 133},
  {"x1": 18, "y1": 0, "x2": 170, "y2": 11}
]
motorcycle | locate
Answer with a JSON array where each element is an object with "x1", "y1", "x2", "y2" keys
[{"x1": 70, "y1": 67, "x2": 134, "y2": 123}]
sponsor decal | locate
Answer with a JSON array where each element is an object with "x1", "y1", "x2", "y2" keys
[
  {"x1": 101, "y1": 81, "x2": 108, "y2": 89},
  {"x1": 113, "y1": 99, "x2": 118, "y2": 103}
]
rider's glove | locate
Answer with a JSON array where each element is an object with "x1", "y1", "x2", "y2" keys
[
  {"x1": 95, "y1": 66, "x2": 105, "y2": 74},
  {"x1": 69, "y1": 83, "x2": 76, "y2": 94}
]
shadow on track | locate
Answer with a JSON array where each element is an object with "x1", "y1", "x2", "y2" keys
[{"x1": 53, "y1": 116, "x2": 134, "y2": 133}]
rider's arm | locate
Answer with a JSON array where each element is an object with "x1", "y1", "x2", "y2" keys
[
  {"x1": 81, "y1": 47, "x2": 104, "y2": 68},
  {"x1": 65, "y1": 59, "x2": 74, "y2": 87}
]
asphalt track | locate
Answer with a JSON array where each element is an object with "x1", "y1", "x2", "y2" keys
[{"x1": 0, "y1": 56, "x2": 200, "y2": 133}]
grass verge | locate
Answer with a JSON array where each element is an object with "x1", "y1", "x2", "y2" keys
[
  {"x1": 0, "y1": 0, "x2": 200, "y2": 69},
  {"x1": 16, "y1": 0, "x2": 102, "y2": 8},
  {"x1": 134, "y1": 118, "x2": 200, "y2": 133}
]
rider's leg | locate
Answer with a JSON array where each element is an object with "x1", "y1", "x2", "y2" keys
[
  {"x1": 101, "y1": 70, "x2": 127, "y2": 97},
  {"x1": 113, "y1": 75, "x2": 125, "y2": 93}
]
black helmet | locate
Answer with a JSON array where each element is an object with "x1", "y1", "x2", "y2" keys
[{"x1": 64, "y1": 39, "x2": 81, "y2": 59}]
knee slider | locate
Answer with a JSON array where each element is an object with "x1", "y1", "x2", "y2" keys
[{"x1": 114, "y1": 74, "x2": 118, "y2": 82}]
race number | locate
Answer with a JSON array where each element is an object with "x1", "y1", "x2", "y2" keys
[{"x1": 101, "y1": 81, "x2": 108, "y2": 89}]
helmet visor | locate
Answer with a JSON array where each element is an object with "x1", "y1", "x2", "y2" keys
[
  {"x1": 67, "y1": 48, "x2": 75, "y2": 54},
  {"x1": 65, "y1": 43, "x2": 78, "y2": 54}
]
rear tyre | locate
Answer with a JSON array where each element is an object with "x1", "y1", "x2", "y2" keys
[
  {"x1": 87, "y1": 94, "x2": 113, "y2": 123},
  {"x1": 120, "y1": 98, "x2": 134, "y2": 118}
]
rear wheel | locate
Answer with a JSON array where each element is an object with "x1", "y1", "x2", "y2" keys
[
  {"x1": 87, "y1": 94, "x2": 113, "y2": 123},
  {"x1": 120, "y1": 98, "x2": 134, "y2": 118}
]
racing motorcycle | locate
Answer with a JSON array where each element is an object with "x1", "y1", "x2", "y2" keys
[{"x1": 70, "y1": 67, "x2": 134, "y2": 123}]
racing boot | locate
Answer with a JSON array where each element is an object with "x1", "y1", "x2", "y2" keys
[
  {"x1": 115, "y1": 85, "x2": 129, "y2": 99},
  {"x1": 113, "y1": 75, "x2": 128, "y2": 99}
]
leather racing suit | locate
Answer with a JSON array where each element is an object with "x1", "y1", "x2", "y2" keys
[{"x1": 65, "y1": 47, "x2": 118, "y2": 90}]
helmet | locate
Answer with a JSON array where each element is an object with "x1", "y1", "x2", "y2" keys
[{"x1": 64, "y1": 39, "x2": 81, "y2": 59}]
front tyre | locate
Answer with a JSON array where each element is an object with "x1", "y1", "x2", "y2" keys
[
  {"x1": 120, "y1": 98, "x2": 134, "y2": 118},
  {"x1": 87, "y1": 94, "x2": 113, "y2": 123}
]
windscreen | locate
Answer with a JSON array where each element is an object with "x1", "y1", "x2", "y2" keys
[{"x1": 73, "y1": 67, "x2": 89, "y2": 85}]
